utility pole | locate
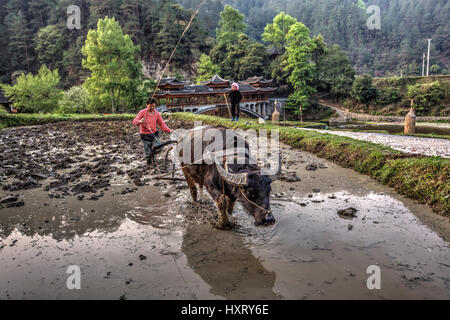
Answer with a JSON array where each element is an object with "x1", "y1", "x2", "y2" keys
[
  {"x1": 426, "y1": 39, "x2": 432, "y2": 76},
  {"x1": 299, "y1": 105, "x2": 303, "y2": 123},
  {"x1": 422, "y1": 53, "x2": 426, "y2": 77}
]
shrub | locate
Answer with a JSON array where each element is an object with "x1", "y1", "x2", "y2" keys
[
  {"x1": 407, "y1": 82, "x2": 446, "y2": 115},
  {"x1": 1, "y1": 65, "x2": 62, "y2": 113},
  {"x1": 351, "y1": 75, "x2": 377, "y2": 104},
  {"x1": 376, "y1": 87, "x2": 401, "y2": 105},
  {"x1": 58, "y1": 86, "x2": 91, "y2": 114}
]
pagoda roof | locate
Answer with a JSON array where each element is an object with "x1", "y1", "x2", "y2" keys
[
  {"x1": 201, "y1": 74, "x2": 230, "y2": 86},
  {"x1": 152, "y1": 75, "x2": 277, "y2": 98},
  {"x1": 153, "y1": 85, "x2": 277, "y2": 97},
  {"x1": 242, "y1": 76, "x2": 273, "y2": 85},
  {"x1": 238, "y1": 84, "x2": 277, "y2": 93},
  {"x1": 158, "y1": 77, "x2": 187, "y2": 87}
]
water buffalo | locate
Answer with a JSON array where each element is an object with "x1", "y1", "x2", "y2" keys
[{"x1": 177, "y1": 126, "x2": 279, "y2": 228}]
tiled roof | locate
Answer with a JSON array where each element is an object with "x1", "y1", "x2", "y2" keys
[
  {"x1": 237, "y1": 84, "x2": 256, "y2": 92},
  {"x1": 201, "y1": 74, "x2": 230, "y2": 85},
  {"x1": 153, "y1": 76, "x2": 277, "y2": 97},
  {"x1": 184, "y1": 85, "x2": 213, "y2": 93},
  {"x1": 158, "y1": 77, "x2": 187, "y2": 86},
  {"x1": 243, "y1": 76, "x2": 273, "y2": 84}
]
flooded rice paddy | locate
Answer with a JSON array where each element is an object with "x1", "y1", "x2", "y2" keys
[{"x1": 0, "y1": 121, "x2": 449, "y2": 299}]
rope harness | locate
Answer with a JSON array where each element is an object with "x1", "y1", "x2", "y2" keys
[{"x1": 238, "y1": 187, "x2": 272, "y2": 215}]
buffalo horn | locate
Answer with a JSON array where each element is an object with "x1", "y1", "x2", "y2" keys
[{"x1": 214, "y1": 157, "x2": 248, "y2": 187}]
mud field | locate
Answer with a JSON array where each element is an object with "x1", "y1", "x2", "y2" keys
[{"x1": 0, "y1": 120, "x2": 449, "y2": 300}]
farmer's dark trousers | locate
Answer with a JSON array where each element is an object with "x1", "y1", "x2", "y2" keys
[
  {"x1": 231, "y1": 103, "x2": 240, "y2": 119},
  {"x1": 140, "y1": 132, "x2": 160, "y2": 159}
]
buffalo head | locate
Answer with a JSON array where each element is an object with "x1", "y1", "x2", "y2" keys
[{"x1": 214, "y1": 156, "x2": 280, "y2": 226}]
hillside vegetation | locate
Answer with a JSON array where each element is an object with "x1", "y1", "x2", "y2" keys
[
  {"x1": 181, "y1": 0, "x2": 450, "y2": 77},
  {"x1": 1, "y1": 1, "x2": 448, "y2": 118},
  {"x1": 340, "y1": 75, "x2": 450, "y2": 116}
]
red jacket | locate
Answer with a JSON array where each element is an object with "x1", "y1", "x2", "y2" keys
[{"x1": 133, "y1": 109, "x2": 172, "y2": 134}]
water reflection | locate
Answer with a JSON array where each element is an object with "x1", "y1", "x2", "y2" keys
[
  {"x1": 182, "y1": 222, "x2": 279, "y2": 299},
  {"x1": 0, "y1": 186, "x2": 170, "y2": 241}
]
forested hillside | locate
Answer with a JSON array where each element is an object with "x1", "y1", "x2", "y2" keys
[
  {"x1": 180, "y1": 0, "x2": 449, "y2": 77},
  {"x1": 0, "y1": 0, "x2": 448, "y2": 116},
  {"x1": 0, "y1": 0, "x2": 448, "y2": 86},
  {"x1": 0, "y1": 0, "x2": 212, "y2": 86},
  {"x1": 0, "y1": 0, "x2": 450, "y2": 85}
]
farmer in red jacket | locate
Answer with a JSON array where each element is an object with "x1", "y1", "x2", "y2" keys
[{"x1": 133, "y1": 98, "x2": 172, "y2": 166}]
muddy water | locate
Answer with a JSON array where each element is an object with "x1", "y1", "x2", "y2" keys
[
  {"x1": 1, "y1": 123, "x2": 449, "y2": 300},
  {"x1": 237, "y1": 147, "x2": 450, "y2": 299}
]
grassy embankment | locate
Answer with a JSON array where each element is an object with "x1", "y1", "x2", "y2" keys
[
  {"x1": 169, "y1": 113, "x2": 449, "y2": 217},
  {"x1": 0, "y1": 112, "x2": 136, "y2": 129}
]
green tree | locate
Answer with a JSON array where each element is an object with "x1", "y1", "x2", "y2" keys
[
  {"x1": 155, "y1": 3, "x2": 208, "y2": 71},
  {"x1": 216, "y1": 5, "x2": 246, "y2": 46},
  {"x1": 407, "y1": 82, "x2": 446, "y2": 115},
  {"x1": 0, "y1": 5, "x2": 10, "y2": 83},
  {"x1": 5, "y1": 10, "x2": 34, "y2": 72},
  {"x1": 319, "y1": 44, "x2": 355, "y2": 98},
  {"x1": 262, "y1": 12, "x2": 297, "y2": 51},
  {"x1": 351, "y1": 75, "x2": 377, "y2": 104},
  {"x1": 58, "y1": 85, "x2": 90, "y2": 114},
  {"x1": 269, "y1": 55, "x2": 289, "y2": 86},
  {"x1": 210, "y1": 40, "x2": 228, "y2": 68},
  {"x1": 1, "y1": 64, "x2": 62, "y2": 113},
  {"x1": 62, "y1": 35, "x2": 87, "y2": 87},
  {"x1": 311, "y1": 34, "x2": 327, "y2": 84},
  {"x1": 155, "y1": 3, "x2": 190, "y2": 68},
  {"x1": 212, "y1": 33, "x2": 269, "y2": 81},
  {"x1": 125, "y1": 78, "x2": 156, "y2": 113},
  {"x1": 196, "y1": 54, "x2": 220, "y2": 83},
  {"x1": 35, "y1": 25, "x2": 65, "y2": 71},
  {"x1": 430, "y1": 64, "x2": 441, "y2": 75},
  {"x1": 285, "y1": 22, "x2": 315, "y2": 112},
  {"x1": 88, "y1": 0, "x2": 122, "y2": 29},
  {"x1": 238, "y1": 41, "x2": 269, "y2": 80},
  {"x1": 82, "y1": 17, "x2": 143, "y2": 113}
]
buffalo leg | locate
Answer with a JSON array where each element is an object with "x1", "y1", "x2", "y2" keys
[
  {"x1": 205, "y1": 175, "x2": 234, "y2": 229},
  {"x1": 182, "y1": 168, "x2": 198, "y2": 202},
  {"x1": 226, "y1": 198, "x2": 236, "y2": 216},
  {"x1": 215, "y1": 193, "x2": 236, "y2": 229},
  {"x1": 198, "y1": 184, "x2": 204, "y2": 201},
  {"x1": 216, "y1": 194, "x2": 230, "y2": 228}
]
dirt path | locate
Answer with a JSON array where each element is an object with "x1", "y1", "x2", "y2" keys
[
  {"x1": 0, "y1": 121, "x2": 449, "y2": 299},
  {"x1": 300, "y1": 128, "x2": 450, "y2": 158},
  {"x1": 318, "y1": 100, "x2": 450, "y2": 124}
]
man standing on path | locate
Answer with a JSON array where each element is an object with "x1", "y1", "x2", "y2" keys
[
  {"x1": 229, "y1": 83, "x2": 242, "y2": 121},
  {"x1": 133, "y1": 98, "x2": 172, "y2": 166}
]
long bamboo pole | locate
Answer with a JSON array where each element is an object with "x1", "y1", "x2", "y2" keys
[{"x1": 223, "y1": 93, "x2": 232, "y2": 118}]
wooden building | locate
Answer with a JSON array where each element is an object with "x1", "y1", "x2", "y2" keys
[{"x1": 152, "y1": 75, "x2": 277, "y2": 118}]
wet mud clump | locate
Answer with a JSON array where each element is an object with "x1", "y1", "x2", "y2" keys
[
  {"x1": 0, "y1": 120, "x2": 179, "y2": 206},
  {"x1": 337, "y1": 207, "x2": 358, "y2": 220},
  {"x1": 0, "y1": 195, "x2": 24, "y2": 208}
]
